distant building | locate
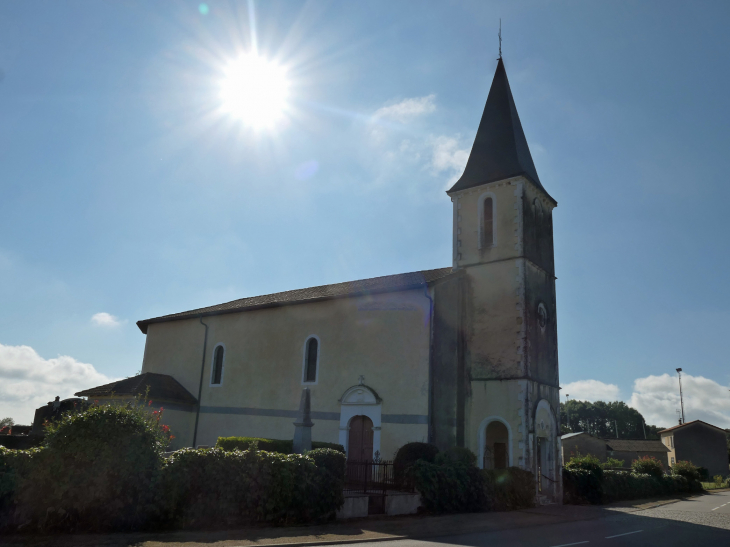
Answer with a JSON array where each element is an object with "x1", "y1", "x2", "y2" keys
[
  {"x1": 561, "y1": 432, "x2": 609, "y2": 463},
  {"x1": 604, "y1": 439, "x2": 669, "y2": 469},
  {"x1": 561, "y1": 432, "x2": 669, "y2": 468},
  {"x1": 660, "y1": 420, "x2": 728, "y2": 477}
]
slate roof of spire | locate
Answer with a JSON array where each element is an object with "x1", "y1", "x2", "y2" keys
[
  {"x1": 448, "y1": 58, "x2": 553, "y2": 202},
  {"x1": 136, "y1": 267, "x2": 456, "y2": 334}
]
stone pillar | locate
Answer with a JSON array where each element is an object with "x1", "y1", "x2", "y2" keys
[{"x1": 293, "y1": 387, "x2": 314, "y2": 454}]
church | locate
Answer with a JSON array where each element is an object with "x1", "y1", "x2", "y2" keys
[{"x1": 78, "y1": 57, "x2": 562, "y2": 501}]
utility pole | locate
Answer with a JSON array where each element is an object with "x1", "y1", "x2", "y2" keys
[
  {"x1": 676, "y1": 368, "x2": 686, "y2": 424},
  {"x1": 566, "y1": 394, "x2": 570, "y2": 430},
  {"x1": 642, "y1": 418, "x2": 646, "y2": 439},
  {"x1": 615, "y1": 420, "x2": 619, "y2": 439}
]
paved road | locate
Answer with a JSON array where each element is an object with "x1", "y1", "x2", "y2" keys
[{"x1": 332, "y1": 492, "x2": 730, "y2": 547}]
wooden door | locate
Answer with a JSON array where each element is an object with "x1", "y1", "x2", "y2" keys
[
  {"x1": 494, "y1": 442, "x2": 507, "y2": 469},
  {"x1": 348, "y1": 415, "x2": 374, "y2": 461}
]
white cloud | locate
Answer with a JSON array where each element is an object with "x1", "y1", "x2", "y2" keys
[
  {"x1": 91, "y1": 312, "x2": 125, "y2": 327},
  {"x1": 562, "y1": 379, "x2": 622, "y2": 403},
  {"x1": 430, "y1": 135, "x2": 470, "y2": 187},
  {"x1": 0, "y1": 343, "x2": 115, "y2": 424},
  {"x1": 629, "y1": 373, "x2": 730, "y2": 429},
  {"x1": 372, "y1": 94, "x2": 436, "y2": 122}
]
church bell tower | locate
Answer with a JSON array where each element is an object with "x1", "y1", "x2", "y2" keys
[{"x1": 445, "y1": 57, "x2": 561, "y2": 501}]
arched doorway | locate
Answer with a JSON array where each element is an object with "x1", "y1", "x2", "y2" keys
[
  {"x1": 484, "y1": 420, "x2": 509, "y2": 469},
  {"x1": 348, "y1": 415, "x2": 374, "y2": 462}
]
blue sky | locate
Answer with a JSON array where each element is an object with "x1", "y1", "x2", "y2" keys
[{"x1": 1, "y1": 0, "x2": 729, "y2": 426}]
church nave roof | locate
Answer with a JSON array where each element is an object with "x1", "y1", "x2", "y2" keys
[{"x1": 137, "y1": 266, "x2": 455, "y2": 333}]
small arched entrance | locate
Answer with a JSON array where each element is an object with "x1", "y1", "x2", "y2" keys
[
  {"x1": 347, "y1": 415, "x2": 374, "y2": 462},
  {"x1": 484, "y1": 421, "x2": 509, "y2": 469}
]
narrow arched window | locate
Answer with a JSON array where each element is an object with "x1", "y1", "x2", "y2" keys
[
  {"x1": 304, "y1": 337, "x2": 318, "y2": 383},
  {"x1": 482, "y1": 197, "x2": 494, "y2": 247},
  {"x1": 211, "y1": 345, "x2": 224, "y2": 385}
]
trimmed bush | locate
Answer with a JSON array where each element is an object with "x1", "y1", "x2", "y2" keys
[
  {"x1": 0, "y1": 446, "x2": 40, "y2": 522},
  {"x1": 631, "y1": 456, "x2": 664, "y2": 479},
  {"x1": 161, "y1": 447, "x2": 342, "y2": 527},
  {"x1": 13, "y1": 404, "x2": 171, "y2": 531},
  {"x1": 564, "y1": 453, "x2": 603, "y2": 479},
  {"x1": 563, "y1": 468, "x2": 602, "y2": 504},
  {"x1": 410, "y1": 459, "x2": 486, "y2": 513},
  {"x1": 482, "y1": 467, "x2": 535, "y2": 510},
  {"x1": 393, "y1": 442, "x2": 439, "y2": 483},
  {"x1": 436, "y1": 447, "x2": 477, "y2": 467},
  {"x1": 215, "y1": 437, "x2": 344, "y2": 454},
  {"x1": 672, "y1": 460, "x2": 700, "y2": 482}
]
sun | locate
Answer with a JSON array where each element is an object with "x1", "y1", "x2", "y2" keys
[{"x1": 220, "y1": 54, "x2": 289, "y2": 128}]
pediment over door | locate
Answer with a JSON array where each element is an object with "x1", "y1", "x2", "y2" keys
[{"x1": 340, "y1": 385, "x2": 382, "y2": 406}]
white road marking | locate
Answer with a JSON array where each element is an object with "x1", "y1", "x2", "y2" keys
[
  {"x1": 606, "y1": 530, "x2": 643, "y2": 539},
  {"x1": 549, "y1": 542, "x2": 589, "y2": 547}
]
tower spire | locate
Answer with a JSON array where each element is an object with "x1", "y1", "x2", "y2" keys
[
  {"x1": 448, "y1": 57, "x2": 553, "y2": 201},
  {"x1": 498, "y1": 19, "x2": 502, "y2": 60}
]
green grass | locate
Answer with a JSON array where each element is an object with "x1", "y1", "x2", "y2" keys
[{"x1": 701, "y1": 481, "x2": 729, "y2": 490}]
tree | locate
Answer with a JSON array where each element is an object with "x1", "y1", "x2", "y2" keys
[
  {"x1": 0, "y1": 417, "x2": 13, "y2": 428},
  {"x1": 559, "y1": 400, "x2": 665, "y2": 439}
]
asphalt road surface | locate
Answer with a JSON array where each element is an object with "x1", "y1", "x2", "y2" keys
[{"x1": 337, "y1": 491, "x2": 730, "y2": 547}]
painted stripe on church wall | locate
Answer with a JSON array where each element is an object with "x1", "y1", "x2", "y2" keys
[{"x1": 199, "y1": 405, "x2": 428, "y2": 424}]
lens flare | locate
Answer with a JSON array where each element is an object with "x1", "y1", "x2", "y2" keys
[{"x1": 220, "y1": 54, "x2": 289, "y2": 129}]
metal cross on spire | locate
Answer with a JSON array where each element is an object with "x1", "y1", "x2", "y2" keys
[{"x1": 498, "y1": 19, "x2": 502, "y2": 59}]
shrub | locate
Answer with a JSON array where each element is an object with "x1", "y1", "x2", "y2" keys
[
  {"x1": 410, "y1": 459, "x2": 486, "y2": 513},
  {"x1": 713, "y1": 475, "x2": 724, "y2": 486},
  {"x1": 307, "y1": 448, "x2": 346, "y2": 479},
  {"x1": 565, "y1": 453, "x2": 603, "y2": 480},
  {"x1": 672, "y1": 460, "x2": 700, "y2": 482},
  {"x1": 563, "y1": 468, "x2": 602, "y2": 504},
  {"x1": 15, "y1": 403, "x2": 171, "y2": 531},
  {"x1": 306, "y1": 448, "x2": 346, "y2": 520},
  {"x1": 215, "y1": 437, "x2": 344, "y2": 454},
  {"x1": 697, "y1": 467, "x2": 709, "y2": 482},
  {"x1": 393, "y1": 442, "x2": 439, "y2": 483},
  {"x1": 436, "y1": 447, "x2": 477, "y2": 467},
  {"x1": 0, "y1": 446, "x2": 40, "y2": 524},
  {"x1": 161, "y1": 447, "x2": 343, "y2": 526},
  {"x1": 482, "y1": 467, "x2": 535, "y2": 510},
  {"x1": 631, "y1": 456, "x2": 664, "y2": 479},
  {"x1": 602, "y1": 457, "x2": 625, "y2": 469}
]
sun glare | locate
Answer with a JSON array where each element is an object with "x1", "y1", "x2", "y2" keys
[{"x1": 220, "y1": 54, "x2": 289, "y2": 128}]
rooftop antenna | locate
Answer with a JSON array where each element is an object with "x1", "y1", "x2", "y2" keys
[
  {"x1": 498, "y1": 19, "x2": 502, "y2": 59},
  {"x1": 676, "y1": 368, "x2": 686, "y2": 424}
]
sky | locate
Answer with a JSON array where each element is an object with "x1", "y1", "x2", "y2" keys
[{"x1": 1, "y1": 0, "x2": 729, "y2": 428}]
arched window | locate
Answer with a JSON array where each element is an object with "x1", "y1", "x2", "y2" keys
[
  {"x1": 303, "y1": 337, "x2": 319, "y2": 384},
  {"x1": 479, "y1": 194, "x2": 495, "y2": 249},
  {"x1": 211, "y1": 344, "x2": 225, "y2": 385}
]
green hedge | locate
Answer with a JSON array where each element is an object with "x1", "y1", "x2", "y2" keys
[
  {"x1": 410, "y1": 459, "x2": 487, "y2": 513},
  {"x1": 0, "y1": 407, "x2": 346, "y2": 532},
  {"x1": 483, "y1": 467, "x2": 536, "y2": 510},
  {"x1": 564, "y1": 468, "x2": 701, "y2": 505},
  {"x1": 161, "y1": 447, "x2": 344, "y2": 527},
  {"x1": 216, "y1": 437, "x2": 345, "y2": 454},
  {"x1": 393, "y1": 442, "x2": 439, "y2": 484},
  {"x1": 409, "y1": 459, "x2": 535, "y2": 514}
]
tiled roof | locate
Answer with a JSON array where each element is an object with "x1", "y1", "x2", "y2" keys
[
  {"x1": 75, "y1": 373, "x2": 197, "y2": 405},
  {"x1": 137, "y1": 267, "x2": 455, "y2": 334},
  {"x1": 604, "y1": 439, "x2": 669, "y2": 453},
  {"x1": 659, "y1": 419, "x2": 727, "y2": 434}
]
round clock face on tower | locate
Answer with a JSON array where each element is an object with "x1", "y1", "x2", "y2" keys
[{"x1": 537, "y1": 303, "x2": 548, "y2": 330}]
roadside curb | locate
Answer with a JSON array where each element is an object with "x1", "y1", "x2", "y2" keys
[{"x1": 244, "y1": 536, "x2": 408, "y2": 547}]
